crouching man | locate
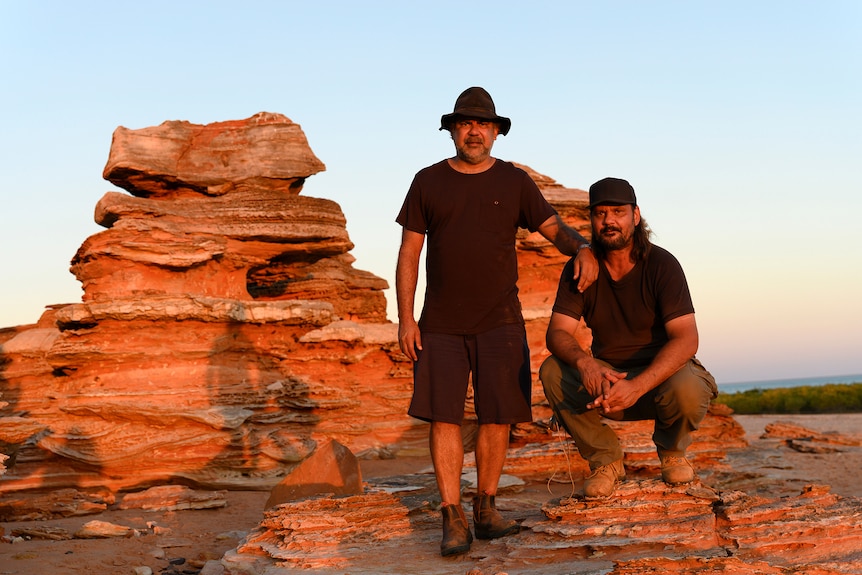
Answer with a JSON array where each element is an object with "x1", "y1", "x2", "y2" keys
[{"x1": 539, "y1": 177, "x2": 718, "y2": 498}]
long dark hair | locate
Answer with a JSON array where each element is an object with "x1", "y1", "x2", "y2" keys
[{"x1": 591, "y1": 213, "x2": 653, "y2": 263}]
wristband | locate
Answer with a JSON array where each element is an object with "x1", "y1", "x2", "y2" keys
[{"x1": 577, "y1": 243, "x2": 591, "y2": 252}]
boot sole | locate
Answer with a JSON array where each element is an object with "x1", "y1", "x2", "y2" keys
[
  {"x1": 441, "y1": 542, "x2": 471, "y2": 556},
  {"x1": 663, "y1": 477, "x2": 695, "y2": 485},
  {"x1": 474, "y1": 524, "x2": 520, "y2": 540}
]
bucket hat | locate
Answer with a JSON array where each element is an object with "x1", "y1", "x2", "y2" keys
[{"x1": 440, "y1": 87, "x2": 511, "y2": 135}]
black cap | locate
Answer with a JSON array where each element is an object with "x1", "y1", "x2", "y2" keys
[{"x1": 589, "y1": 177, "x2": 637, "y2": 208}]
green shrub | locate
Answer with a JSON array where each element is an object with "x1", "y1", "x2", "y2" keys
[{"x1": 714, "y1": 383, "x2": 862, "y2": 414}]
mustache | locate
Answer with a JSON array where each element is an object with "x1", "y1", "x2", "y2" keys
[{"x1": 600, "y1": 226, "x2": 621, "y2": 234}]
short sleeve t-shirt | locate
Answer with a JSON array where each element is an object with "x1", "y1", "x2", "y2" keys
[
  {"x1": 396, "y1": 159, "x2": 556, "y2": 334},
  {"x1": 552, "y1": 245, "x2": 694, "y2": 369}
]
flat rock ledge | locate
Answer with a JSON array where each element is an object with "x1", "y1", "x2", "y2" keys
[
  {"x1": 53, "y1": 296, "x2": 336, "y2": 328},
  {"x1": 219, "y1": 478, "x2": 862, "y2": 575}
]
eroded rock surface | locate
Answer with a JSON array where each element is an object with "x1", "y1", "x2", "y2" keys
[
  {"x1": 220, "y1": 471, "x2": 862, "y2": 574},
  {"x1": 0, "y1": 114, "x2": 400, "y2": 497}
]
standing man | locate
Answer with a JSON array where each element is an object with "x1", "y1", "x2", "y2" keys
[
  {"x1": 396, "y1": 87, "x2": 597, "y2": 556},
  {"x1": 539, "y1": 177, "x2": 718, "y2": 499}
]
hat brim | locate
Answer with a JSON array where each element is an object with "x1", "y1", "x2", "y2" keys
[
  {"x1": 589, "y1": 200, "x2": 636, "y2": 209},
  {"x1": 440, "y1": 112, "x2": 511, "y2": 136}
]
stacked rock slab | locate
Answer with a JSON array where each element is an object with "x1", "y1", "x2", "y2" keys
[{"x1": 73, "y1": 112, "x2": 387, "y2": 320}]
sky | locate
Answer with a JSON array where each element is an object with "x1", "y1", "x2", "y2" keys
[{"x1": 1, "y1": 1, "x2": 860, "y2": 384}]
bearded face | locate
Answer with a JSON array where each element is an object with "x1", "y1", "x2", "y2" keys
[
  {"x1": 450, "y1": 118, "x2": 499, "y2": 165},
  {"x1": 591, "y1": 204, "x2": 639, "y2": 251}
]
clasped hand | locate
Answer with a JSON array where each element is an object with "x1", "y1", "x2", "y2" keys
[{"x1": 580, "y1": 360, "x2": 633, "y2": 415}]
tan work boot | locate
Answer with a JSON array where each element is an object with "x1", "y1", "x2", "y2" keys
[
  {"x1": 472, "y1": 493, "x2": 519, "y2": 539},
  {"x1": 440, "y1": 503, "x2": 472, "y2": 556},
  {"x1": 583, "y1": 459, "x2": 625, "y2": 498},
  {"x1": 660, "y1": 454, "x2": 695, "y2": 485}
]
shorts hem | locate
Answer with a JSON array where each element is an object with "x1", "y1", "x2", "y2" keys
[
  {"x1": 408, "y1": 410, "x2": 463, "y2": 425},
  {"x1": 476, "y1": 417, "x2": 532, "y2": 425}
]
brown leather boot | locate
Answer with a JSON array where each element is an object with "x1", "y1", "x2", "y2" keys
[
  {"x1": 440, "y1": 503, "x2": 472, "y2": 556},
  {"x1": 472, "y1": 493, "x2": 519, "y2": 540},
  {"x1": 583, "y1": 459, "x2": 625, "y2": 498},
  {"x1": 660, "y1": 454, "x2": 695, "y2": 485}
]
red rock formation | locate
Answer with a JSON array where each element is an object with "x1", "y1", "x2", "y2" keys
[
  {"x1": 264, "y1": 440, "x2": 363, "y2": 508},
  {"x1": 715, "y1": 484, "x2": 862, "y2": 566},
  {"x1": 0, "y1": 114, "x2": 402, "y2": 496},
  {"x1": 75, "y1": 112, "x2": 385, "y2": 319},
  {"x1": 763, "y1": 421, "x2": 861, "y2": 447},
  {"x1": 103, "y1": 112, "x2": 324, "y2": 198},
  {"x1": 218, "y1": 479, "x2": 862, "y2": 574},
  {"x1": 236, "y1": 491, "x2": 413, "y2": 571}
]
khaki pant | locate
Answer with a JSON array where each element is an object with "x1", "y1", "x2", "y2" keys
[{"x1": 539, "y1": 356, "x2": 718, "y2": 470}]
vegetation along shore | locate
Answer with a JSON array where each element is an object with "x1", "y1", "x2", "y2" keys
[{"x1": 715, "y1": 382, "x2": 862, "y2": 414}]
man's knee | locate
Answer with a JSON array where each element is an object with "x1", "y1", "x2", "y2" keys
[
  {"x1": 659, "y1": 363, "x2": 714, "y2": 418},
  {"x1": 539, "y1": 355, "x2": 562, "y2": 385},
  {"x1": 539, "y1": 356, "x2": 564, "y2": 398}
]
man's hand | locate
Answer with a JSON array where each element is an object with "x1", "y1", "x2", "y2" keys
[
  {"x1": 537, "y1": 215, "x2": 598, "y2": 292},
  {"x1": 398, "y1": 319, "x2": 422, "y2": 361},
  {"x1": 577, "y1": 356, "x2": 627, "y2": 412},
  {"x1": 396, "y1": 229, "x2": 424, "y2": 361},
  {"x1": 587, "y1": 376, "x2": 642, "y2": 415},
  {"x1": 586, "y1": 314, "x2": 701, "y2": 414},
  {"x1": 572, "y1": 246, "x2": 598, "y2": 293}
]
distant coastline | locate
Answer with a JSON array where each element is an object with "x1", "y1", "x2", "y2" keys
[{"x1": 718, "y1": 373, "x2": 862, "y2": 395}]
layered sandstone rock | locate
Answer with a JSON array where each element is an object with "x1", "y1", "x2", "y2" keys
[
  {"x1": 0, "y1": 114, "x2": 402, "y2": 496},
  {"x1": 103, "y1": 112, "x2": 324, "y2": 197},
  {"x1": 75, "y1": 112, "x2": 385, "y2": 319},
  {"x1": 221, "y1": 478, "x2": 862, "y2": 574}
]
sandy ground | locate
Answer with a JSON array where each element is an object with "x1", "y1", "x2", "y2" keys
[
  {"x1": 1, "y1": 413, "x2": 860, "y2": 575},
  {"x1": 712, "y1": 413, "x2": 862, "y2": 499}
]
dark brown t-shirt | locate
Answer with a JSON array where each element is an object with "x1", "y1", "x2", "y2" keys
[
  {"x1": 396, "y1": 159, "x2": 556, "y2": 334},
  {"x1": 552, "y1": 246, "x2": 695, "y2": 369}
]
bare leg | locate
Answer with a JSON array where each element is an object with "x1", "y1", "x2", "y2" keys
[
  {"x1": 430, "y1": 421, "x2": 464, "y2": 504},
  {"x1": 472, "y1": 423, "x2": 519, "y2": 539},
  {"x1": 475, "y1": 423, "x2": 510, "y2": 495}
]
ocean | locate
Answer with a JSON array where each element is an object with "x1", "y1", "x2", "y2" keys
[{"x1": 717, "y1": 373, "x2": 862, "y2": 395}]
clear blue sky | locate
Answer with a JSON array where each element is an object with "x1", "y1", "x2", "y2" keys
[{"x1": 2, "y1": 1, "x2": 860, "y2": 384}]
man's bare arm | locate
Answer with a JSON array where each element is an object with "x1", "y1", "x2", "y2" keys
[
  {"x1": 537, "y1": 214, "x2": 598, "y2": 292},
  {"x1": 396, "y1": 228, "x2": 425, "y2": 360}
]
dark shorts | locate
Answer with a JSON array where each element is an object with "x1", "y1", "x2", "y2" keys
[{"x1": 408, "y1": 323, "x2": 532, "y2": 425}]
